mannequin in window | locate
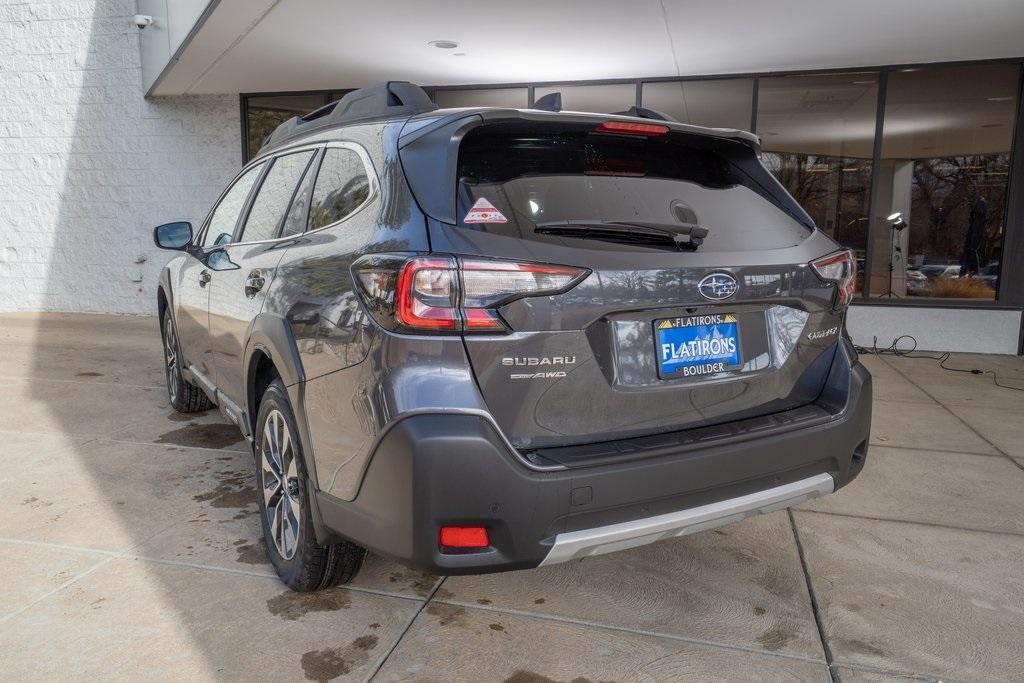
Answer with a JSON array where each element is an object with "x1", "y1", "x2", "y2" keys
[{"x1": 959, "y1": 196, "x2": 987, "y2": 277}]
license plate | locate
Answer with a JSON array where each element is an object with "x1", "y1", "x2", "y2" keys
[{"x1": 655, "y1": 314, "x2": 741, "y2": 379}]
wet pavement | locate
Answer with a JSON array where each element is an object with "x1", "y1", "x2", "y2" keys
[{"x1": 1, "y1": 312, "x2": 1022, "y2": 681}]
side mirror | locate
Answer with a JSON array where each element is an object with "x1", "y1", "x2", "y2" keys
[{"x1": 153, "y1": 221, "x2": 193, "y2": 250}]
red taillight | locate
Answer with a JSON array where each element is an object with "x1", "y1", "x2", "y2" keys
[
  {"x1": 811, "y1": 251, "x2": 857, "y2": 307},
  {"x1": 595, "y1": 121, "x2": 670, "y2": 136},
  {"x1": 460, "y1": 259, "x2": 586, "y2": 308},
  {"x1": 463, "y1": 308, "x2": 503, "y2": 331},
  {"x1": 395, "y1": 258, "x2": 459, "y2": 330},
  {"x1": 356, "y1": 254, "x2": 589, "y2": 334},
  {"x1": 439, "y1": 526, "x2": 489, "y2": 549}
]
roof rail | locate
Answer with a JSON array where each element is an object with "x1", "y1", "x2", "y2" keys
[{"x1": 260, "y1": 81, "x2": 437, "y2": 153}]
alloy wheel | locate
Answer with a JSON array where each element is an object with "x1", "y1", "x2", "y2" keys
[
  {"x1": 260, "y1": 409, "x2": 301, "y2": 560},
  {"x1": 163, "y1": 314, "x2": 179, "y2": 404}
]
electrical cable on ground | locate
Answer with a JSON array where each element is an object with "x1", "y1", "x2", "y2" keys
[{"x1": 854, "y1": 334, "x2": 1024, "y2": 392}]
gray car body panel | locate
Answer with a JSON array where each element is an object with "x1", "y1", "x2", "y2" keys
[{"x1": 155, "y1": 95, "x2": 870, "y2": 571}]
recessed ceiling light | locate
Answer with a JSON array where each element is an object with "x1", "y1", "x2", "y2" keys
[
  {"x1": 428, "y1": 40, "x2": 459, "y2": 49},
  {"x1": 852, "y1": 80, "x2": 874, "y2": 85},
  {"x1": 986, "y1": 96, "x2": 1013, "y2": 102},
  {"x1": 898, "y1": 68, "x2": 921, "y2": 73}
]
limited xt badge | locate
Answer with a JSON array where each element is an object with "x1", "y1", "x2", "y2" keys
[{"x1": 502, "y1": 355, "x2": 576, "y2": 380}]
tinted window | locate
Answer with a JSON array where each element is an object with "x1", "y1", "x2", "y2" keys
[
  {"x1": 203, "y1": 163, "x2": 264, "y2": 247},
  {"x1": 240, "y1": 151, "x2": 315, "y2": 243},
  {"x1": 456, "y1": 122, "x2": 812, "y2": 252},
  {"x1": 308, "y1": 148, "x2": 371, "y2": 231}
]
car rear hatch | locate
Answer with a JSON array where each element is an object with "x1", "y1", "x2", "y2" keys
[{"x1": 398, "y1": 111, "x2": 852, "y2": 451}]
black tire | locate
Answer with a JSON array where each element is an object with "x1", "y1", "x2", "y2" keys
[
  {"x1": 161, "y1": 309, "x2": 212, "y2": 413},
  {"x1": 255, "y1": 379, "x2": 365, "y2": 591}
]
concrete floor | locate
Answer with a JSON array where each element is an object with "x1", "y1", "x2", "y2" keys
[{"x1": 1, "y1": 312, "x2": 1023, "y2": 682}]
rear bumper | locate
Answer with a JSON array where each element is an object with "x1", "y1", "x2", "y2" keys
[{"x1": 316, "y1": 351, "x2": 871, "y2": 574}]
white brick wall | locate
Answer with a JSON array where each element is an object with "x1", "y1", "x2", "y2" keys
[{"x1": 0, "y1": 0, "x2": 241, "y2": 314}]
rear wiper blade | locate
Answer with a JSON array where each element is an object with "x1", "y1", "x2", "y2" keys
[{"x1": 535, "y1": 220, "x2": 708, "y2": 250}]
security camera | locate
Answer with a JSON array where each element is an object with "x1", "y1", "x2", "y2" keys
[{"x1": 133, "y1": 15, "x2": 154, "y2": 29}]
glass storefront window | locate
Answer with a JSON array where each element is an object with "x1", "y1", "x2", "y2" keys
[
  {"x1": 641, "y1": 78, "x2": 753, "y2": 130},
  {"x1": 757, "y1": 73, "x2": 880, "y2": 294},
  {"x1": 434, "y1": 88, "x2": 528, "y2": 108},
  {"x1": 245, "y1": 94, "x2": 327, "y2": 161},
  {"x1": 534, "y1": 83, "x2": 636, "y2": 114},
  {"x1": 868, "y1": 63, "x2": 1020, "y2": 300},
  {"x1": 239, "y1": 63, "x2": 1023, "y2": 306}
]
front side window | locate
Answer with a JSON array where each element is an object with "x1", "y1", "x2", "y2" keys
[
  {"x1": 239, "y1": 151, "x2": 315, "y2": 243},
  {"x1": 203, "y1": 163, "x2": 264, "y2": 248},
  {"x1": 308, "y1": 148, "x2": 372, "y2": 231}
]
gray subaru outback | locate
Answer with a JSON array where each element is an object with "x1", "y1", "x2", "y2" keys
[{"x1": 154, "y1": 81, "x2": 871, "y2": 591}]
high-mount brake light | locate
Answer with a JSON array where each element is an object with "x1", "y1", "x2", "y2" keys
[
  {"x1": 595, "y1": 121, "x2": 670, "y2": 136},
  {"x1": 810, "y1": 250, "x2": 857, "y2": 307},
  {"x1": 353, "y1": 255, "x2": 589, "y2": 334}
]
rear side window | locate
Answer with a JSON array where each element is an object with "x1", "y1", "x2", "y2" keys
[
  {"x1": 203, "y1": 163, "x2": 264, "y2": 247},
  {"x1": 308, "y1": 148, "x2": 371, "y2": 231},
  {"x1": 280, "y1": 150, "x2": 320, "y2": 238},
  {"x1": 456, "y1": 122, "x2": 813, "y2": 251},
  {"x1": 239, "y1": 150, "x2": 315, "y2": 243}
]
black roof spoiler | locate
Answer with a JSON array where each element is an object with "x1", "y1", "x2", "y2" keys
[
  {"x1": 260, "y1": 81, "x2": 437, "y2": 153},
  {"x1": 400, "y1": 108, "x2": 760, "y2": 152}
]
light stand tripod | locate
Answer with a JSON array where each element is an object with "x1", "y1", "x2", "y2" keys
[{"x1": 879, "y1": 212, "x2": 908, "y2": 298}]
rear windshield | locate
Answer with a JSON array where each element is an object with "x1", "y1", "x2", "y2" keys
[{"x1": 456, "y1": 121, "x2": 813, "y2": 251}]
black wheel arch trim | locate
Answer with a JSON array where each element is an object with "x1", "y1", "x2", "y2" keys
[
  {"x1": 157, "y1": 266, "x2": 174, "y2": 320},
  {"x1": 242, "y1": 313, "x2": 334, "y2": 545}
]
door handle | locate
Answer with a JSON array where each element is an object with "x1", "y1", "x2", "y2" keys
[
  {"x1": 244, "y1": 270, "x2": 266, "y2": 298},
  {"x1": 198, "y1": 270, "x2": 211, "y2": 287}
]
